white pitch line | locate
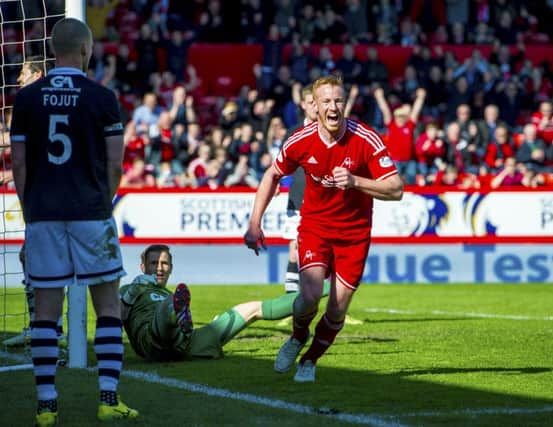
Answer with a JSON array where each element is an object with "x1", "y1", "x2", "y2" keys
[
  {"x1": 365, "y1": 308, "x2": 553, "y2": 321},
  {"x1": 0, "y1": 350, "x2": 406, "y2": 427},
  {"x1": 5, "y1": 352, "x2": 553, "y2": 427},
  {"x1": 382, "y1": 405, "x2": 553, "y2": 418},
  {"x1": 3, "y1": 351, "x2": 551, "y2": 424},
  {"x1": 121, "y1": 369, "x2": 409, "y2": 427}
]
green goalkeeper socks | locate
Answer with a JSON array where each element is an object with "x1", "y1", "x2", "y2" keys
[
  {"x1": 210, "y1": 308, "x2": 248, "y2": 346},
  {"x1": 261, "y1": 280, "x2": 331, "y2": 320},
  {"x1": 261, "y1": 292, "x2": 297, "y2": 320}
]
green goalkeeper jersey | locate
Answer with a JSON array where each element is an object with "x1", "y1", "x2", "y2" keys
[
  {"x1": 120, "y1": 275, "x2": 173, "y2": 355},
  {"x1": 120, "y1": 274, "x2": 223, "y2": 361}
]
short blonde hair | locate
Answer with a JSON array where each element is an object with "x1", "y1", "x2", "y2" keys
[
  {"x1": 301, "y1": 84, "x2": 313, "y2": 101},
  {"x1": 312, "y1": 75, "x2": 343, "y2": 98}
]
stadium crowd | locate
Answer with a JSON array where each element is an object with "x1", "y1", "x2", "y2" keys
[{"x1": 3, "y1": 0, "x2": 553, "y2": 189}]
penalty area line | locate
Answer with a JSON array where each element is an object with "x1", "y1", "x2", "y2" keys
[
  {"x1": 122, "y1": 369, "x2": 410, "y2": 427},
  {"x1": 365, "y1": 308, "x2": 553, "y2": 321}
]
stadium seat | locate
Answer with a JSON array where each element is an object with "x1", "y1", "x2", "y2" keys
[{"x1": 211, "y1": 76, "x2": 239, "y2": 98}]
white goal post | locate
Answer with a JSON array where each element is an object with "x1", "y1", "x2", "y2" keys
[{"x1": 64, "y1": 0, "x2": 88, "y2": 371}]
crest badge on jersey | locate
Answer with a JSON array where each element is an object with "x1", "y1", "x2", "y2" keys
[
  {"x1": 341, "y1": 157, "x2": 353, "y2": 169},
  {"x1": 379, "y1": 156, "x2": 394, "y2": 168}
]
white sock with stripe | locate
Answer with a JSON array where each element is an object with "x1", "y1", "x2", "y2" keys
[
  {"x1": 31, "y1": 320, "x2": 59, "y2": 402},
  {"x1": 94, "y1": 316, "x2": 123, "y2": 402}
]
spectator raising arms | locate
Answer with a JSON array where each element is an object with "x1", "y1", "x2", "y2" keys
[
  {"x1": 374, "y1": 86, "x2": 426, "y2": 184},
  {"x1": 39, "y1": 1, "x2": 553, "y2": 190}
]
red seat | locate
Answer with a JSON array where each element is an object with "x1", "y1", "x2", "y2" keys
[{"x1": 211, "y1": 76, "x2": 239, "y2": 98}]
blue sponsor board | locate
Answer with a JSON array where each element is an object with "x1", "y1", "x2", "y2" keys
[
  {"x1": 123, "y1": 243, "x2": 553, "y2": 285},
  {"x1": 1, "y1": 244, "x2": 550, "y2": 286},
  {"x1": 360, "y1": 244, "x2": 552, "y2": 283}
]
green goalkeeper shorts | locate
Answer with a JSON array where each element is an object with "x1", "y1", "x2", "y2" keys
[
  {"x1": 186, "y1": 308, "x2": 246, "y2": 358},
  {"x1": 186, "y1": 324, "x2": 224, "y2": 359}
]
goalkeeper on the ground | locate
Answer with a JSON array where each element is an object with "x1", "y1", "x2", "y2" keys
[{"x1": 120, "y1": 244, "x2": 329, "y2": 361}]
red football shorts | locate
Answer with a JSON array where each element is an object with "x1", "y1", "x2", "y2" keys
[{"x1": 297, "y1": 229, "x2": 371, "y2": 291}]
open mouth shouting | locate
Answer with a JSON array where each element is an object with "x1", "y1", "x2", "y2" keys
[{"x1": 325, "y1": 112, "x2": 341, "y2": 129}]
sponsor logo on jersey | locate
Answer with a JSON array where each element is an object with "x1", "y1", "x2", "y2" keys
[
  {"x1": 150, "y1": 293, "x2": 166, "y2": 302},
  {"x1": 51, "y1": 75, "x2": 74, "y2": 88},
  {"x1": 304, "y1": 250, "x2": 315, "y2": 261},
  {"x1": 104, "y1": 123, "x2": 124, "y2": 132},
  {"x1": 307, "y1": 156, "x2": 318, "y2": 164},
  {"x1": 310, "y1": 173, "x2": 339, "y2": 188},
  {"x1": 379, "y1": 156, "x2": 394, "y2": 168},
  {"x1": 42, "y1": 75, "x2": 81, "y2": 93}
]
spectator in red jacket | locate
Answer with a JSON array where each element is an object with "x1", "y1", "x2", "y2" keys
[
  {"x1": 123, "y1": 121, "x2": 149, "y2": 172},
  {"x1": 490, "y1": 156, "x2": 524, "y2": 188},
  {"x1": 484, "y1": 124, "x2": 514, "y2": 172},
  {"x1": 415, "y1": 122, "x2": 446, "y2": 182},
  {"x1": 531, "y1": 101, "x2": 553, "y2": 144},
  {"x1": 121, "y1": 157, "x2": 156, "y2": 188},
  {"x1": 188, "y1": 144, "x2": 212, "y2": 180},
  {"x1": 374, "y1": 86, "x2": 426, "y2": 184},
  {"x1": 149, "y1": 111, "x2": 181, "y2": 174}
]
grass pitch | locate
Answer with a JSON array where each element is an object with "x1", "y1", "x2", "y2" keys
[{"x1": 1, "y1": 284, "x2": 552, "y2": 426}]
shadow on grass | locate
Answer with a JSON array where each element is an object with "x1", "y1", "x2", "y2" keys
[
  {"x1": 117, "y1": 351, "x2": 553, "y2": 426},
  {"x1": 3, "y1": 341, "x2": 553, "y2": 427}
]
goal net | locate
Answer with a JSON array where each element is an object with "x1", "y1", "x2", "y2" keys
[{"x1": 0, "y1": 0, "x2": 82, "y2": 371}]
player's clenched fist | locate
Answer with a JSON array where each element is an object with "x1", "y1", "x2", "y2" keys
[
  {"x1": 244, "y1": 225, "x2": 266, "y2": 256},
  {"x1": 332, "y1": 166, "x2": 354, "y2": 190}
]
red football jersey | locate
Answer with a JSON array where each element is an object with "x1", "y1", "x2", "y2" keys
[
  {"x1": 386, "y1": 119, "x2": 416, "y2": 161},
  {"x1": 274, "y1": 119, "x2": 398, "y2": 239}
]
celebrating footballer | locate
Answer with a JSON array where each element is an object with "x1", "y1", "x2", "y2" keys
[{"x1": 244, "y1": 75, "x2": 403, "y2": 382}]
